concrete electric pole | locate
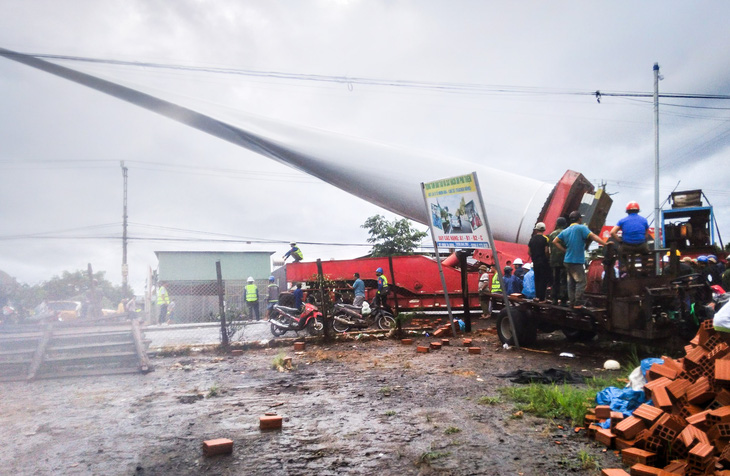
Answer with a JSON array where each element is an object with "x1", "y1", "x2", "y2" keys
[
  {"x1": 653, "y1": 63, "x2": 662, "y2": 274},
  {"x1": 121, "y1": 161, "x2": 129, "y2": 295}
]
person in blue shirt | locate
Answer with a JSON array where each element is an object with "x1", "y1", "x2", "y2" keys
[
  {"x1": 554, "y1": 210, "x2": 608, "y2": 309},
  {"x1": 292, "y1": 282, "x2": 304, "y2": 312},
  {"x1": 610, "y1": 202, "x2": 650, "y2": 262},
  {"x1": 351, "y1": 273, "x2": 366, "y2": 307}
]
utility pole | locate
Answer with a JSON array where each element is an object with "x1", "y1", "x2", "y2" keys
[
  {"x1": 653, "y1": 63, "x2": 662, "y2": 274},
  {"x1": 121, "y1": 161, "x2": 129, "y2": 295}
]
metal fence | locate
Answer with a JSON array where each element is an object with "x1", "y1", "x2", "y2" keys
[{"x1": 145, "y1": 277, "x2": 275, "y2": 350}]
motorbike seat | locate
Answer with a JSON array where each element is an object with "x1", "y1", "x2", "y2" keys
[
  {"x1": 338, "y1": 303, "x2": 361, "y2": 311},
  {"x1": 275, "y1": 304, "x2": 301, "y2": 314}
]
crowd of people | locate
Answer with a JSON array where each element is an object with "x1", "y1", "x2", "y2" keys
[{"x1": 478, "y1": 201, "x2": 728, "y2": 314}]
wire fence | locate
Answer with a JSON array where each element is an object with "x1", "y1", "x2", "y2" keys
[{"x1": 146, "y1": 275, "x2": 277, "y2": 349}]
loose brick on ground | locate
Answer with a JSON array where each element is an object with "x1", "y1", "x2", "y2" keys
[
  {"x1": 628, "y1": 462, "x2": 663, "y2": 475},
  {"x1": 601, "y1": 469, "x2": 630, "y2": 476},
  {"x1": 468, "y1": 347, "x2": 481, "y2": 355},
  {"x1": 203, "y1": 438, "x2": 234, "y2": 456},
  {"x1": 416, "y1": 345, "x2": 430, "y2": 353},
  {"x1": 401, "y1": 338, "x2": 413, "y2": 345},
  {"x1": 621, "y1": 447, "x2": 656, "y2": 466},
  {"x1": 260, "y1": 415, "x2": 283, "y2": 430}
]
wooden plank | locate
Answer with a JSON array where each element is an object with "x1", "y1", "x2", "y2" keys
[
  {"x1": 26, "y1": 322, "x2": 54, "y2": 381},
  {"x1": 48, "y1": 340, "x2": 135, "y2": 352},
  {"x1": 32, "y1": 366, "x2": 143, "y2": 380},
  {"x1": 43, "y1": 351, "x2": 138, "y2": 363},
  {"x1": 131, "y1": 319, "x2": 151, "y2": 372}
]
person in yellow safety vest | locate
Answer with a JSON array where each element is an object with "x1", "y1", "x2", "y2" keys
[
  {"x1": 244, "y1": 276, "x2": 260, "y2": 321},
  {"x1": 266, "y1": 276, "x2": 280, "y2": 319},
  {"x1": 156, "y1": 282, "x2": 170, "y2": 325},
  {"x1": 283, "y1": 242, "x2": 304, "y2": 262},
  {"x1": 490, "y1": 271, "x2": 502, "y2": 294},
  {"x1": 375, "y1": 267, "x2": 390, "y2": 310}
]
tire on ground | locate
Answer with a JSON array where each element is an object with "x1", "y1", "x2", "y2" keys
[{"x1": 496, "y1": 307, "x2": 537, "y2": 346}]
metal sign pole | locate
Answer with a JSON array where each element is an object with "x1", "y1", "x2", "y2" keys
[
  {"x1": 421, "y1": 183, "x2": 459, "y2": 337},
  {"x1": 472, "y1": 173, "x2": 520, "y2": 348}
]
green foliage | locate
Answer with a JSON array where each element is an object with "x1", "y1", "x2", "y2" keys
[
  {"x1": 206, "y1": 384, "x2": 220, "y2": 398},
  {"x1": 499, "y1": 384, "x2": 595, "y2": 426},
  {"x1": 419, "y1": 449, "x2": 450, "y2": 465},
  {"x1": 271, "y1": 351, "x2": 287, "y2": 370},
  {"x1": 477, "y1": 395, "x2": 501, "y2": 405},
  {"x1": 361, "y1": 215, "x2": 428, "y2": 257},
  {"x1": 444, "y1": 426, "x2": 461, "y2": 435},
  {"x1": 578, "y1": 450, "x2": 599, "y2": 470},
  {"x1": 385, "y1": 410, "x2": 396, "y2": 417},
  {"x1": 498, "y1": 371, "x2": 626, "y2": 426}
]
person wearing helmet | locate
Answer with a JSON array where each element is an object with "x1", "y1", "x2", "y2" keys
[
  {"x1": 610, "y1": 202, "x2": 651, "y2": 265},
  {"x1": 266, "y1": 276, "x2": 279, "y2": 319},
  {"x1": 528, "y1": 222, "x2": 551, "y2": 302},
  {"x1": 244, "y1": 276, "x2": 260, "y2": 320},
  {"x1": 703, "y1": 255, "x2": 723, "y2": 286},
  {"x1": 549, "y1": 217, "x2": 569, "y2": 306},
  {"x1": 283, "y1": 243, "x2": 304, "y2": 262},
  {"x1": 375, "y1": 267, "x2": 390, "y2": 310},
  {"x1": 478, "y1": 264, "x2": 493, "y2": 318},
  {"x1": 554, "y1": 210, "x2": 608, "y2": 309},
  {"x1": 512, "y1": 258, "x2": 526, "y2": 279}
]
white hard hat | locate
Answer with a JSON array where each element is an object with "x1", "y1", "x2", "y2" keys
[
  {"x1": 513, "y1": 258, "x2": 524, "y2": 265},
  {"x1": 534, "y1": 222, "x2": 546, "y2": 231},
  {"x1": 603, "y1": 359, "x2": 621, "y2": 370},
  {"x1": 247, "y1": 276, "x2": 254, "y2": 282},
  {"x1": 524, "y1": 262, "x2": 533, "y2": 270}
]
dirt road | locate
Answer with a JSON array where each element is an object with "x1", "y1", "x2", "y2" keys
[{"x1": 1, "y1": 325, "x2": 627, "y2": 475}]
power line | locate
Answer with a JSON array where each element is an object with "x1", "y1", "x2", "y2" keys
[{"x1": 11, "y1": 50, "x2": 730, "y2": 101}]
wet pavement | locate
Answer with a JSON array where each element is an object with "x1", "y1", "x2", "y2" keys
[{"x1": 1, "y1": 325, "x2": 625, "y2": 475}]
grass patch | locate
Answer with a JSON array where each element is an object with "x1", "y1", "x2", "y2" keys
[
  {"x1": 477, "y1": 395, "x2": 501, "y2": 405},
  {"x1": 379, "y1": 386, "x2": 392, "y2": 396},
  {"x1": 271, "y1": 351, "x2": 287, "y2": 370},
  {"x1": 444, "y1": 426, "x2": 461, "y2": 435},
  {"x1": 498, "y1": 375, "x2": 625, "y2": 426},
  {"x1": 385, "y1": 410, "x2": 396, "y2": 417},
  {"x1": 578, "y1": 449, "x2": 599, "y2": 470},
  {"x1": 419, "y1": 450, "x2": 450, "y2": 465},
  {"x1": 206, "y1": 384, "x2": 220, "y2": 398}
]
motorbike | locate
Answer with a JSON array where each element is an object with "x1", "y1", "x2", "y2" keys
[
  {"x1": 332, "y1": 299, "x2": 396, "y2": 333},
  {"x1": 269, "y1": 301, "x2": 324, "y2": 337}
]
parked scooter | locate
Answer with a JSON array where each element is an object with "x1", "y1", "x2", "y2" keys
[
  {"x1": 332, "y1": 299, "x2": 396, "y2": 333},
  {"x1": 269, "y1": 301, "x2": 324, "y2": 337}
]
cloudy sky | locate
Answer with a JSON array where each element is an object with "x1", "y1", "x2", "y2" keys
[{"x1": 1, "y1": 1, "x2": 729, "y2": 294}]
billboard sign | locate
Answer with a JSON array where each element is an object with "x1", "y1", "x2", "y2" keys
[{"x1": 421, "y1": 172, "x2": 490, "y2": 249}]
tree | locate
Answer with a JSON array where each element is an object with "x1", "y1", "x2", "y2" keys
[
  {"x1": 361, "y1": 215, "x2": 428, "y2": 257},
  {"x1": 3, "y1": 269, "x2": 130, "y2": 316}
]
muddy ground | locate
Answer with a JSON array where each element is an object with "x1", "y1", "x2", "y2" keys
[{"x1": 1, "y1": 320, "x2": 636, "y2": 476}]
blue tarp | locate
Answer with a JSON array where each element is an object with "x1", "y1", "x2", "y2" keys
[{"x1": 594, "y1": 358, "x2": 662, "y2": 421}]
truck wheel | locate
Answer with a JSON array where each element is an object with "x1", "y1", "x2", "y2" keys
[
  {"x1": 562, "y1": 329, "x2": 596, "y2": 342},
  {"x1": 496, "y1": 308, "x2": 537, "y2": 346}
]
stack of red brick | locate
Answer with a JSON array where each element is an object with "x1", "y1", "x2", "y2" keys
[{"x1": 591, "y1": 320, "x2": 730, "y2": 475}]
